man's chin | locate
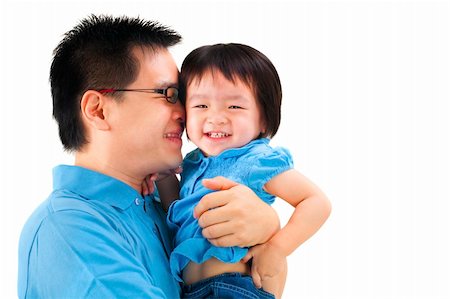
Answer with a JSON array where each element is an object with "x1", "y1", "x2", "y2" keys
[
  {"x1": 163, "y1": 158, "x2": 183, "y2": 172},
  {"x1": 172, "y1": 154, "x2": 183, "y2": 166}
]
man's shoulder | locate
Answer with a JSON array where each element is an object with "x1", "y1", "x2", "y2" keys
[{"x1": 20, "y1": 190, "x2": 102, "y2": 240}]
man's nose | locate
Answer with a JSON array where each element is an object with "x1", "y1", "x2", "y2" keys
[{"x1": 172, "y1": 101, "x2": 186, "y2": 123}]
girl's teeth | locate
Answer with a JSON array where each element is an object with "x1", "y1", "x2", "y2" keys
[{"x1": 209, "y1": 132, "x2": 229, "y2": 138}]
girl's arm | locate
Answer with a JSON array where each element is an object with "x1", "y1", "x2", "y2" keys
[
  {"x1": 242, "y1": 169, "x2": 331, "y2": 291},
  {"x1": 155, "y1": 174, "x2": 180, "y2": 212},
  {"x1": 263, "y1": 169, "x2": 331, "y2": 256}
]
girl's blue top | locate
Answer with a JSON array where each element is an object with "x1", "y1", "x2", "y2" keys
[{"x1": 167, "y1": 138, "x2": 294, "y2": 282}]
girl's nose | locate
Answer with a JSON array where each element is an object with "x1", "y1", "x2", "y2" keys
[{"x1": 207, "y1": 112, "x2": 227, "y2": 125}]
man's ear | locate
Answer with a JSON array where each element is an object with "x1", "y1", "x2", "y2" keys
[{"x1": 80, "y1": 90, "x2": 111, "y2": 130}]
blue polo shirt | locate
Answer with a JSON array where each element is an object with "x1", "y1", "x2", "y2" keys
[
  {"x1": 167, "y1": 138, "x2": 293, "y2": 281},
  {"x1": 18, "y1": 165, "x2": 181, "y2": 298}
]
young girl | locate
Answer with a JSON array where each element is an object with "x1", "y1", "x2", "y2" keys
[{"x1": 157, "y1": 43, "x2": 331, "y2": 298}]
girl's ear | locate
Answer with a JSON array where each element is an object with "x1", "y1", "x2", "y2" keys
[
  {"x1": 80, "y1": 90, "x2": 111, "y2": 130},
  {"x1": 260, "y1": 119, "x2": 267, "y2": 137}
]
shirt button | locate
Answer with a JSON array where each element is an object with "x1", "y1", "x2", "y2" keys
[{"x1": 134, "y1": 198, "x2": 140, "y2": 205}]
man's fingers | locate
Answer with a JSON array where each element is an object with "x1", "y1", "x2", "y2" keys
[
  {"x1": 197, "y1": 203, "x2": 232, "y2": 228},
  {"x1": 201, "y1": 221, "x2": 236, "y2": 240},
  {"x1": 202, "y1": 176, "x2": 239, "y2": 191},
  {"x1": 208, "y1": 234, "x2": 241, "y2": 248},
  {"x1": 193, "y1": 191, "x2": 230, "y2": 219},
  {"x1": 194, "y1": 177, "x2": 243, "y2": 219}
]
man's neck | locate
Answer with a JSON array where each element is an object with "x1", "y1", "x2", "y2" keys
[{"x1": 75, "y1": 152, "x2": 144, "y2": 193}]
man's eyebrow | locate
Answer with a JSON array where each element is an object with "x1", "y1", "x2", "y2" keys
[{"x1": 154, "y1": 80, "x2": 178, "y2": 88}]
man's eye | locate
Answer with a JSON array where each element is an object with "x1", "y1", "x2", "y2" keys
[
  {"x1": 193, "y1": 105, "x2": 208, "y2": 108},
  {"x1": 229, "y1": 105, "x2": 243, "y2": 109}
]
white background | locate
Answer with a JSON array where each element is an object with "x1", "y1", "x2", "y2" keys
[{"x1": 1, "y1": 0, "x2": 449, "y2": 298}]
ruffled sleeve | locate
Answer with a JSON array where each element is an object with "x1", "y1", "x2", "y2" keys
[{"x1": 245, "y1": 146, "x2": 294, "y2": 204}]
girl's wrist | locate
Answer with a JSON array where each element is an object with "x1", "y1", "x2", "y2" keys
[{"x1": 266, "y1": 238, "x2": 289, "y2": 258}]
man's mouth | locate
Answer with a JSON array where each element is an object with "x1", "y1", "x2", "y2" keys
[{"x1": 164, "y1": 132, "x2": 183, "y2": 138}]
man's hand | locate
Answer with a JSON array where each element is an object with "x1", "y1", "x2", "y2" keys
[{"x1": 193, "y1": 176, "x2": 280, "y2": 248}]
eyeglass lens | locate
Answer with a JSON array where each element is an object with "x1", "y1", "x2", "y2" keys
[{"x1": 165, "y1": 87, "x2": 179, "y2": 104}]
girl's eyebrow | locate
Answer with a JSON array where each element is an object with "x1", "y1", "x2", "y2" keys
[
  {"x1": 187, "y1": 94, "x2": 207, "y2": 101},
  {"x1": 188, "y1": 94, "x2": 249, "y2": 102},
  {"x1": 224, "y1": 95, "x2": 249, "y2": 101}
]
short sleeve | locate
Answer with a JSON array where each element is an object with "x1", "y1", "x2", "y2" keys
[
  {"x1": 246, "y1": 146, "x2": 294, "y2": 204},
  {"x1": 24, "y1": 210, "x2": 167, "y2": 299}
]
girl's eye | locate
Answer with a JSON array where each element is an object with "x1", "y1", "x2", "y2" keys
[
  {"x1": 229, "y1": 105, "x2": 243, "y2": 109},
  {"x1": 193, "y1": 105, "x2": 208, "y2": 108}
]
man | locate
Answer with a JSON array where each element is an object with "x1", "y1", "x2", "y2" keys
[{"x1": 18, "y1": 15, "x2": 280, "y2": 298}]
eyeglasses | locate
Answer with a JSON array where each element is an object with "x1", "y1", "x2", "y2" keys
[{"x1": 97, "y1": 87, "x2": 179, "y2": 104}]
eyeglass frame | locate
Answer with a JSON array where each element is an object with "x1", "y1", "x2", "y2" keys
[{"x1": 96, "y1": 87, "x2": 179, "y2": 104}]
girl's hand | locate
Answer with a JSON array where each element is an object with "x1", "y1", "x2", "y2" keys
[
  {"x1": 241, "y1": 243, "x2": 286, "y2": 289},
  {"x1": 142, "y1": 173, "x2": 158, "y2": 196},
  {"x1": 141, "y1": 166, "x2": 182, "y2": 196}
]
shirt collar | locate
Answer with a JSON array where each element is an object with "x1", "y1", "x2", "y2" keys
[
  {"x1": 186, "y1": 138, "x2": 270, "y2": 164},
  {"x1": 53, "y1": 165, "x2": 144, "y2": 210}
]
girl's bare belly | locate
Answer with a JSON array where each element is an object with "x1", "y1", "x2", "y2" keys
[{"x1": 182, "y1": 257, "x2": 251, "y2": 285}]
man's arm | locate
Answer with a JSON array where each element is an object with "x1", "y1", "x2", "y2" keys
[
  {"x1": 22, "y1": 210, "x2": 169, "y2": 299},
  {"x1": 193, "y1": 176, "x2": 280, "y2": 248}
]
